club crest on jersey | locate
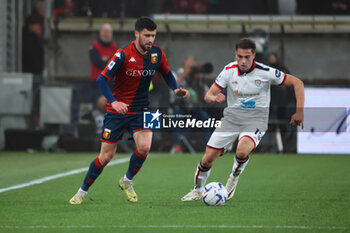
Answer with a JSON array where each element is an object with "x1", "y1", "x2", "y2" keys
[
  {"x1": 151, "y1": 53, "x2": 158, "y2": 63},
  {"x1": 275, "y1": 69, "x2": 281, "y2": 78},
  {"x1": 103, "y1": 128, "x2": 111, "y2": 139},
  {"x1": 254, "y1": 79, "x2": 261, "y2": 86}
]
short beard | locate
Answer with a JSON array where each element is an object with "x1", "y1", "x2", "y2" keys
[{"x1": 138, "y1": 38, "x2": 150, "y2": 52}]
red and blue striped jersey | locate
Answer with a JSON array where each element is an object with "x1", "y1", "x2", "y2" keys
[{"x1": 101, "y1": 41, "x2": 171, "y2": 113}]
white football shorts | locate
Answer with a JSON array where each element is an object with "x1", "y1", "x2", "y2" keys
[{"x1": 207, "y1": 112, "x2": 267, "y2": 151}]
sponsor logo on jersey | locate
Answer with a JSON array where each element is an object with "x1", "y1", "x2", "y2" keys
[
  {"x1": 107, "y1": 61, "x2": 115, "y2": 71},
  {"x1": 240, "y1": 100, "x2": 256, "y2": 109},
  {"x1": 129, "y1": 57, "x2": 136, "y2": 62},
  {"x1": 103, "y1": 128, "x2": 111, "y2": 139},
  {"x1": 275, "y1": 69, "x2": 281, "y2": 78},
  {"x1": 232, "y1": 81, "x2": 238, "y2": 84},
  {"x1": 254, "y1": 80, "x2": 261, "y2": 86},
  {"x1": 151, "y1": 53, "x2": 158, "y2": 63},
  {"x1": 143, "y1": 110, "x2": 161, "y2": 129},
  {"x1": 126, "y1": 69, "x2": 156, "y2": 77},
  {"x1": 234, "y1": 91, "x2": 259, "y2": 97}
]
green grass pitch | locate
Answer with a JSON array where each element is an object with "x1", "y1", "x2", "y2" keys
[{"x1": 0, "y1": 151, "x2": 349, "y2": 233}]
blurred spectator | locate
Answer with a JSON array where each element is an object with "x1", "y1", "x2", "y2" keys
[
  {"x1": 89, "y1": 23, "x2": 118, "y2": 82},
  {"x1": 207, "y1": 0, "x2": 277, "y2": 14},
  {"x1": 73, "y1": 0, "x2": 91, "y2": 17},
  {"x1": 267, "y1": 52, "x2": 290, "y2": 74},
  {"x1": 164, "y1": 0, "x2": 209, "y2": 14},
  {"x1": 250, "y1": 29, "x2": 269, "y2": 63},
  {"x1": 175, "y1": 56, "x2": 197, "y2": 90},
  {"x1": 163, "y1": 0, "x2": 278, "y2": 14},
  {"x1": 89, "y1": 0, "x2": 121, "y2": 18},
  {"x1": 92, "y1": 95, "x2": 107, "y2": 135},
  {"x1": 30, "y1": 1, "x2": 45, "y2": 32},
  {"x1": 87, "y1": 0, "x2": 151, "y2": 18},
  {"x1": 53, "y1": 0, "x2": 75, "y2": 18},
  {"x1": 267, "y1": 52, "x2": 297, "y2": 153},
  {"x1": 170, "y1": 56, "x2": 213, "y2": 153},
  {"x1": 331, "y1": 0, "x2": 350, "y2": 14},
  {"x1": 89, "y1": 23, "x2": 118, "y2": 107},
  {"x1": 22, "y1": 16, "x2": 44, "y2": 75},
  {"x1": 149, "y1": 72, "x2": 171, "y2": 109},
  {"x1": 297, "y1": 0, "x2": 350, "y2": 15},
  {"x1": 172, "y1": 56, "x2": 213, "y2": 110}
]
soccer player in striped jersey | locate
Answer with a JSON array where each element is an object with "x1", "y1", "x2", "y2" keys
[
  {"x1": 70, "y1": 16, "x2": 189, "y2": 204},
  {"x1": 181, "y1": 38, "x2": 304, "y2": 201}
]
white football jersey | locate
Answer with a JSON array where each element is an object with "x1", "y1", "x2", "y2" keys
[{"x1": 214, "y1": 61, "x2": 287, "y2": 124}]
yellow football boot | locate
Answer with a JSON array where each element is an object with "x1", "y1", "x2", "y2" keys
[
  {"x1": 119, "y1": 177, "x2": 138, "y2": 203},
  {"x1": 69, "y1": 188, "x2": 88, "y2": 204}
]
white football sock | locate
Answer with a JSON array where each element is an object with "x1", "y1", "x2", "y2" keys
[
  {"x1": 194, "y1": 162, "x2": 211, "y2": 192},
  {"x1": 231, "y1": 155, "x2": 249, "y2": 178}
]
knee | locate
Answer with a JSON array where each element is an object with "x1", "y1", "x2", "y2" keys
[
  {"x1": 200, "y1": 158, "x2": 212, "y2": 168},
  {"x1": 200, "y1": 146, "x2": 224, "y2": 167},
  {"x1": 201, "y1": 153, "x2": 215, "y2": 167},
  {"x1": 137, "y1": 144, "x2": 151, "y2": 156},
  {"x1": 98, "y1": 152, "x2": 114, "y2": 166},
  {"x1": 235, "y1": 148, "x2": 248, "y2": 159}
]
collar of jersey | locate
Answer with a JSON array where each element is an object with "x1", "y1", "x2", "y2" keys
[
  {"x1": 132, "y1": 41, "x2": 150, "y2": 57},
  {"x1": 238, "y1": 61, "x2": 256, "y2": 76}
]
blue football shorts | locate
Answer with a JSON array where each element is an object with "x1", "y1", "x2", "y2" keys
[{"x1": 100, "y1": 112, "x2": 147, "y2": 143}]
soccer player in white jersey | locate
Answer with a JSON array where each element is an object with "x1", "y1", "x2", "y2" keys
[{"x1": 181, "y1": 38, "x2": 304, "y2": 201}]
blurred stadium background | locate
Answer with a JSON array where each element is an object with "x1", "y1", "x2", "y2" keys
[{"x1": 0, "y1": 0, "x2": 349, "y2": 154}]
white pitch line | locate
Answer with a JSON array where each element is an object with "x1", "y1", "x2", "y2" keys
[
  {"x1": 0, "y1": 157, "x2": 130, "y2": 193},
  {"x1": 0, "y1": 225, "x2": 347, "y2": 230}
]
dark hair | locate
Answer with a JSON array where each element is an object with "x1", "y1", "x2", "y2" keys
[
  {"x1": 135, "y1": 16, "x2": 157, "y2": 32},
  {"x1": 235, "y1": 38, "x2": 256, "y2": 53}
]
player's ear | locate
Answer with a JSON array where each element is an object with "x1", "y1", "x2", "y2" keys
[
  {"x1": 134, "y1": 30, "x2": 139, "y2": 39},
  {"x1": 252, "y1": 52, "x2": 256, "y2": 59}
]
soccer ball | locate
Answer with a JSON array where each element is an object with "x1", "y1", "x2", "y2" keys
[{"x1": 202, "y1": 182, "x2": 228, "y2": 206}]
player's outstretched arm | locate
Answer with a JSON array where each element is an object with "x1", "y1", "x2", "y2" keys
[
  {"x1": 174, "y1": 88, "x2": 190, "y2": 98},
  {"x1": 162, "y1": 71, "x2": 190, "y2": 98},
  {"x1": 204, "y1": 84, "x2": 226, "y2": 104},
  {"x1": 283, "y1": 74, "x2": 305, "y2": 128}
]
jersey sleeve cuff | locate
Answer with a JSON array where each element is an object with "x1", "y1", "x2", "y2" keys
[
  {"x1": 214, "y1": 81, "x2": 224, "y2": 90},
  {"x1": 102, "y1": 73, "x2": 111, "y2": 80},
  {"x1": 278, "y1": 74, "x2": 287, "y2": 86}
]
